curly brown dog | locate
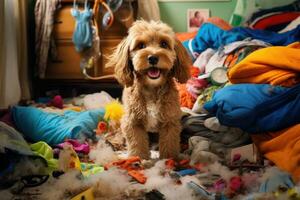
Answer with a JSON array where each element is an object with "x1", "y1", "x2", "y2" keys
[{"x1": 107, "y1": 20, "x2": 191, "y2": 159}]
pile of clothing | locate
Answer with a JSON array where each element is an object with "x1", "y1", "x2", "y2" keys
[
  {"x1": 176, "y1": 1, "x2": 300, "y2": 198},
  {"x1": 230, "y1": 0, "x2": 300, "y2": 31},
  {"x1": 0, "y1": 108, "x2": 299, "y2": 200},
  {"x1": 2, "y1": 1, "x2": 300, "y2": 198},
  {"x1": 1, "y1": 93, "x2": 300, "y2": 199}
]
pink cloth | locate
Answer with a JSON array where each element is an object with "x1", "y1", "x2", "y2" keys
[{"x1": 57, "y1": 139, "x2": 90, "y2": 154}]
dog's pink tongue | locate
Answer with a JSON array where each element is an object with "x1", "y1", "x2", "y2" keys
[{"x1": 147, "y1": 68, "x2": 160, "y2": 78}]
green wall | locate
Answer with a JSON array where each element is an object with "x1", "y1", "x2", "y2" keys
[{"x1": 159, "y1": 0, "x2": 237, "y2": 32}]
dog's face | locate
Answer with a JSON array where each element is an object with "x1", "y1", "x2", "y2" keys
[
  {"x1": 128, "y1": 21, "x2": 177, "y2": 87},
  {"x1": 107, "y1": 20, "x2": 191, "y2": 87}
]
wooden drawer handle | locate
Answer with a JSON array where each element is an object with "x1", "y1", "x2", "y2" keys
[
  {"x1": 54, "y1": 20, "x2": 63, "y2": 24},
  {"x1": 51, "y1": 59, "x2": 63, "y2": 63}
]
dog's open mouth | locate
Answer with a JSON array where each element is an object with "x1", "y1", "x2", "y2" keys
[{"x1": 147, "y1": 67, "x2": 161, "y2": 79}]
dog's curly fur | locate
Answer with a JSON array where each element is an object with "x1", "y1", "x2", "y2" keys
[{"x1": 107, "y1": 20, "x2": 191, "y2": 159}]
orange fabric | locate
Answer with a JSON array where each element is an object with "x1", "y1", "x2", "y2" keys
[
  {"x1": 228, "y1": 42, "x2": 300, "y2": 87},
  {"x1": 190, "y1": 66, "x2": 200, "y2": 77},
  {"x1": 224, "y1": 50, "x2": 240, "y2": 69},
  {"x1": 176, "y1": 83, "x2": 196, "y2": 109},
  {"x1": 206, "y1": 17, "x2": 232, "y2": 30},
  {"x1": 251, "y1": 124, "x2": 300, "y2": 182},
  {"x1": 128, "y1": 170, "x2": 147, "y2": 184},
  {"x1": 104, "y1": 156, "x2": 147, "y2": 184},
  {"x1": 176, "y1": 32, "x2": 197, "y2": 42}
]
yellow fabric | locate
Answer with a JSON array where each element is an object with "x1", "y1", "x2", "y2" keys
[
  {"x1": 252, "y1": 124, "x2": 300, "y2": 182},
  {"x1": 228, "y1": 42, "x2": 300, "y2": 87},
  {"x1": 104, "y1": 101, "x2": 124, "y2": 121}
]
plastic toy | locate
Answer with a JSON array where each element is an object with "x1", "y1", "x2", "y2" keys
[
  {"x1": 71, "y1": 187, "x2": 94, "y2": 200},
  {"x1": 177, "y1": 169, "x2": 197, "y2": 176}
]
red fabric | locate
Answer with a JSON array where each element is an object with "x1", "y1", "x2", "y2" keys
[
  {"x1": 251, "y1": 12, "x2": 300, "y2": 30},
  {"x1": 229, "y1": 176, "x2": 243, "y2": 192}
]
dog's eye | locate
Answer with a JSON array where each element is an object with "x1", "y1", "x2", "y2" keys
[
  {"x1": 160, "y1": 41, "x2": 169, "y2": 49},
  {"x1": 137, "y1": 43, "x2": 146, "y2": 49}
]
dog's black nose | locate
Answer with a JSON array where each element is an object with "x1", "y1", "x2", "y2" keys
[{"x1": 148, "y1": 55, "x2": 159, "y2": 65}]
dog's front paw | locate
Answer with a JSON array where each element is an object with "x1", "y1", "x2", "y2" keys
[{"x1": 159, "y1": 146, "x2": 179, "y2": 159}]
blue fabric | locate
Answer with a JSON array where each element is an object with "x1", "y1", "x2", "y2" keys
[
  {"x1": 183, "y1": 23, "x2": 246, "y2": 59},
  {"x1": 203, "y1": 84, "x2": 300, "y2": 133},
  {"x1": 259, "y1": 170, "x2": 294, "y2": 193},
  {"x1": 231, "y1": 24, "x2": 300, "y2": 46},
  {"x1": 12, "y1": 106, "x2": 105, "y2": 145},
  {"x1": 71, "y1": 1, "x2": 93, "y2": 52},
  {"x1": 182, "y1": 22, "x2": 300, "y2": 60}
]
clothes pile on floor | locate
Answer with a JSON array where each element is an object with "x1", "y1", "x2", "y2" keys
[
  {"x1": 2, "y1": 1, "x2": 300, "y2": 199},
  {"x1": 176, "y1": 1, "x2": 300, "y2": 199},
  {"x1": 0, "y1": 87, "x2": 299, "y2": 200}
]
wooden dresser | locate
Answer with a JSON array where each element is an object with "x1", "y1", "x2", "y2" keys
[{"x1": 33, "y1": 0, "x2": 136, "y2": 98}]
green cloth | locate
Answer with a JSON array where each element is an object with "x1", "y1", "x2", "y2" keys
[
  {"x1": 230, "y1": 0, "x2": 296, "y2": 26},
  {"x1": 230, "y1": 0, "x2": 257, "y2": 26},
  {"x1": 30, "y1": 141, "x2": 104, "y2": 177},
  {"x1": 30, "y1": 141, "x2": 58, "y2": 171},
  {"x1": 80, "y1": 163, "x2": 104, "y2": 177},
  {"x1": 0, "y1": 122, "x2": 52, "y2": 177}
]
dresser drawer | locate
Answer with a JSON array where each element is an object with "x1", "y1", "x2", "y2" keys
[
  {"x1": 99, "y1": 39, "x2": 123, "y2": 75},
  {"x1": 46, "y1": 40, "x2": 86, "y2": 79},
  {"x1": 53, "y1": 5, "x2": 75, "y2": 40},
  {"x1": 98, "y1": 19, "x2": 127, "y2": 39},
  {"x1": 46, "y1": 2, "x2": 134, "y2": 80}
]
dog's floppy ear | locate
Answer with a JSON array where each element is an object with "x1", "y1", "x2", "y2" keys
[
  {"x1": 173, "y1": 39, "x2": 192, "y2": 83},
  {"x1": 107, "y1": 37, "x2": 133, "y2": 87}
]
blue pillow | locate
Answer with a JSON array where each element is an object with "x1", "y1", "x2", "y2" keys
[{"x1": 12, "y1": 106, "x2": 104, "y2": 145}]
